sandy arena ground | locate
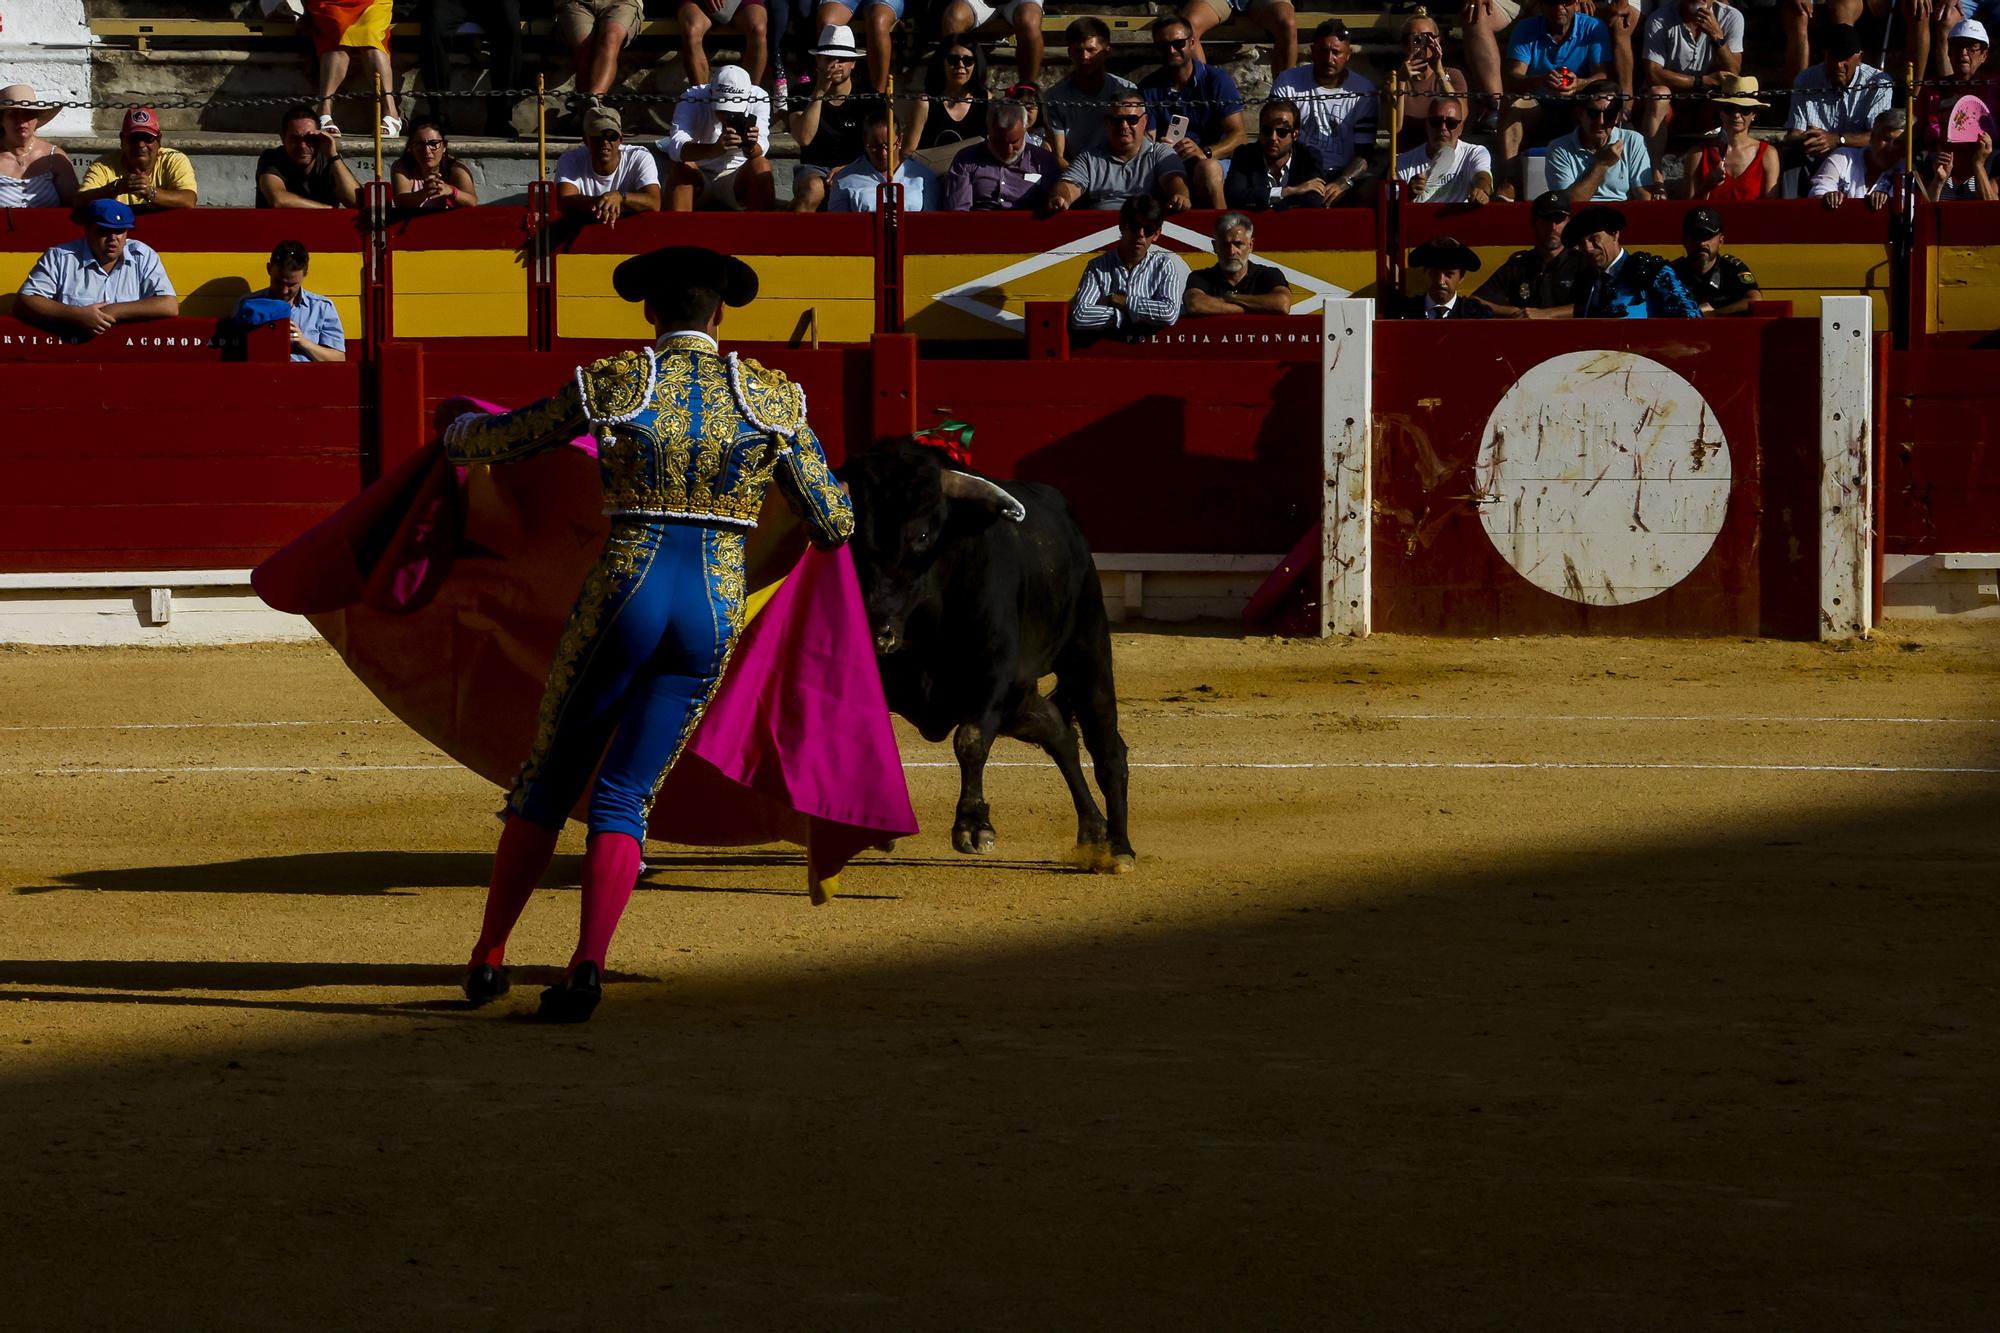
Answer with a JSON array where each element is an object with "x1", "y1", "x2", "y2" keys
[{"x1": 2, "y1": 625, "x2": 1997, "y2": 1329}]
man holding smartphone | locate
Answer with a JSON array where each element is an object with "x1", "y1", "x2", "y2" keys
[
  {"x1": 1634, "y1": 0, "x2": 1744, "y2": 170},
  {"x1": 659, "y1": 63, "x2": 777, "y2": 210},
  {"x1": 1139, "y1": 13, "x2": 1246, "y2": 207}
]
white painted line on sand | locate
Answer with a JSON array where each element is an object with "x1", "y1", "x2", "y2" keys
[{"x1": 0, "y1": 719, "x2": 393, "y2": 733}]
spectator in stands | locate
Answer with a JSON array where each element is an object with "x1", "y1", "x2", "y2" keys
[
  {"x1": 16, "y1": 200, "x2": 178, "y2": 338},
  {"x1": 1140, "y1": 15, "x2": 1246, "y2": 207},
  {"x1": 943, "y1": 98, "x2": 1058, "y2": 210},
  {"x1": 304, "y1": 0, "x2": 403, "y2": 137},
  {"x1": 1669, "y1": 207, "x2": 1760, "y2": 315},
  {"x1": 1568, "y1": 205, "x2": 1702, "y2": 317},
  {"x1": 1785, "y1": 24, "x2": 1893, "y2": 191},
  {"x1": 1223, "y1": 97, "x2": 1332, "y2": 210},
  {"x1": 1179, "y1": 0, "x2": 1298, "y2": 76},
  {"x1": 1395, "y1": 12, "x2": 1469, "y2": 152},
  {"x1": 1496, "y1": 0, "x2": 1612, "y2": 198},
  {"x1": 1271, "y1": 19, "x2": 1378, "y2": 204},
  {"x1": 1681, "y1": 75, "x2": 1776, "y2": 199},
  {"x1": 814, "y1": 0, "x2": 898, "y2": 93},
  {"x1": 1547, "y1": 80, "x2": 1658, "y2": 202},
  {"x1": 555, "y1": 104, "x2": 661, "y2": 224},
  {"x1": 0, "y1": 83, "x2": 77, "y2": 209},
  {"x1": 904, "y1": 39, "x2": 989, "y2": 155},
  {"x1": 661, "y1": 64, "x2": 776, "y2": 210},
  {"x1": 1048, "y1": 93, "x2": 1192, "y2": 212},
  {"x1": 1810, "y1": 107, "x2": 1906, "y2": 207},
  {"x1": 1183, "y1": 212, "x2": 1293, "y2": 316},
  {"x1": 238, "y1": 240, "x2": 347, "y2": 362},
  {"x1": 258, "y1": 104, "x2": 362, "y2": 209},
  {"x1": 1917, "y1": 124, "x2": 1998, "y2": 201},
  {"x1": 1385, "y1": 237, "x2": 1495, "y2": 319},
  {"x1": 1474, "y1": 189, "x2": 1592, "y2": 317},
  {"x1": 1458, "y1": 0, "x2": 1516, "y2": 129},
  {"x1": 76, "y1": 107, "x2": 197, "y2": 215},
  {"x1": 557, "y1": 0, "x2": 644, "y2": 108},
  {"x1": 1069, "y1": 195, "x2": 1189, "y2": 339},
  {"x1": 941, "y1": 0, "x2": 1046, "y2": 85},
  {"x1": 1046, "y1": 18, "x2": 1140, "y2": 163},
  {"x1": 391, "y1": 119, "x2": 479, "y2": 210},
  {"x1": 1396, "y1": 95, "x2": 1495, "y2": 204},
  {"x1": 418, "y1": 0, "x2": 523, "y2": 137},
  {"x1": 679, "y1": 0, "x2": 770, "y2": 87},
  {"x1": 829, "y1": 112, "x2": 939, "y2": 210},
  {"x1": 790, "y1": 25, "x2": 875, "y2": 212},
  {"x1": 1633, "y1": 0, "x2": 1743, "y2": 168},
  {"x1": 1918, "y1": 21, "x2": 1996, "y2": 151},
  {"x1": 1004, "y1": 82, "x2": 1057, "y2": 157}
]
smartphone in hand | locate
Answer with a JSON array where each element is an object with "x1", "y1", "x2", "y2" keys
[{"x1": 1163, "y1": 113, "x2": 1190, "y2": 146}]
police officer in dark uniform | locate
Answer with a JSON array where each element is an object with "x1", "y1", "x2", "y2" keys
[
  {"x1": 1567, "y1": 206, "x2": 1704, "y2": 319},
  {"x1": 1473, "y1": 190, "x2": 1594, "y2": 317},
  {"x1": 1669, "y1": 206, "x2": 1762, "y2": 316}
]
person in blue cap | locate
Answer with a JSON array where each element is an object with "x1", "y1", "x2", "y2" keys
[
  {"x1": 15, "y1": 198, "x2": 178, "y2": 337},
  {"x1": 1565, "y1": 205, "x2": 1703, "y2": 319},
  {"x1": 440, "y1": 244, "x2": 853, "y2": 1023}
]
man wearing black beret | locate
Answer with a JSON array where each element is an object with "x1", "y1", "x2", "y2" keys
[
  {"x1": 1565, "y1": 205, "x2": 1703, "y2": 318},
  {"x1": 1385, "y1": 236, "x2": 1497, "y2": 319},
  {"x1": 439, "y1": 245, "x2": 854, "y2": 1022}
]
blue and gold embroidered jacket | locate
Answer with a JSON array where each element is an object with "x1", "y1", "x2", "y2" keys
[{"x1": 443, "y1": 334, "x2": 853, "y2": 547}]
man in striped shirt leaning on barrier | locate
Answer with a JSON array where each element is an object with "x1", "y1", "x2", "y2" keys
[{"x1": 1068, "y1": 195, "x2": 1190, "y2": 343}]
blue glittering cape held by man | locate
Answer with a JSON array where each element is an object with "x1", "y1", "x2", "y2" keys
[{"x1": 438, "y1": 245, "x2": 854, "y2": 1022}]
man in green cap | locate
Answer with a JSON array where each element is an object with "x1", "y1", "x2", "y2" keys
[{"x1": 441, "y1": 245, "x2": 853, "y2": 1022}]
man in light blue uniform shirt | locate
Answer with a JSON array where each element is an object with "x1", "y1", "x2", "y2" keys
[
  {"x1": 827, "y1": 112, "x2": 938, "y2": 211},
  {"x1": 237, "y1": 239, "x2": 347, "y2": 362},
  {"x1": 15, "y1": 198, "x2": 179, "y2": 337}
]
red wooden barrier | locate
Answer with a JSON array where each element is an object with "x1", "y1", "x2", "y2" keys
[
  {"x1": 0, "y1": 316, "x2": 290, "y2": 362},
  {"x1": 1884, "y1": 349, "x2": 2000, "y2": 553}
]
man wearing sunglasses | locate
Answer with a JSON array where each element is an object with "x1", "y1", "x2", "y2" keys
[
  {"x1": 1069, "y1": 194, "x2": 1190, "y2": 341},
  {"x1": 1546, "y1": 79, "x2": 1659, "y2": 202},
  {"x1": 555, "y1": 104, "x2": 662, "y2": 226},
  {"x1": 1139, "y1": 14, "x2": 1246, "y2": 207},
  {"x1": 1393, "y1": 95, "x2": 1494, "y2": 204},
  {"x1": 1271, "y1": 18, "x2": 1379, "y2": 204},
  {"x1": 1048, "y1": 92, "x2": 1192, "y2": 213},
  {"x1": 1222, "y1": 98, "x2": 1335, "y2": 210},
  {"x1": 1567, "y1": 205, "x2": 1702, "y2": 318},
  {"x1": 76, "y1": 107, "x2": 198, "y2": 214},
  {"x1": 1495, "y1": 0, "x2": 1611, "y2": 198}
]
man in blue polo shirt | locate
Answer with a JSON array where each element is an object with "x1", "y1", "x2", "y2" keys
[
  {"x1": 15, "y1": 199, "x2": 178, "y2": 338},
  {"x1": 1139, "y1": 12, "x2": 1245, "y2": 207},
  {"x1": 236, "y1": 239, "x2": 347, "y2": 362},
  {"x1": 1496, "y1": 0, "x2": 1613, "y2": 197}
]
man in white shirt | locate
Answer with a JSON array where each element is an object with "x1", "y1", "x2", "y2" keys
[
  {"x1": 1394, "y1": 95, "x2": 1495, "y2": 204},
  {"x1": 1634, "y1": 0, "x2": 1743, "y2": 167},
  {"x1": 1069, "y1": 194, "x2": 1190, "y2": 340},
  {"x1": 555, "y1": 104, "x2": 662, "y2": 226},
  {"x1": 658, "y1": 64, "x2": 776, "y2": 211},
  {"x1": 1270, "y1": 18, "x2": 1379, "y2": 203},
  {"x1": 1810, "y1": 107, "x2": 1906, "y2": 208}
]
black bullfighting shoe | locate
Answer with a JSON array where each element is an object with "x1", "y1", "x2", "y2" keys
[
  {"x1": 463, "y1": 964, "x2": 512, "y2": 1007},
  {"x1": 536, "y1": 961, "x2": 603, "y2": 1024}
]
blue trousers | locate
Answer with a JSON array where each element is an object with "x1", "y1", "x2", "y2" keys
[{"x1": 508, "y1": 520, "x2": 746, "y2": 840}]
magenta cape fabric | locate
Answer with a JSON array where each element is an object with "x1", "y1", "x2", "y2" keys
[{"x1": 254, "y1": 428, "x2": 916, "y2": 903}]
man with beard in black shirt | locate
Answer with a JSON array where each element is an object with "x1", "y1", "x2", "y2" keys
[
  {"x1": 1669, "y1": 205, "x2": 1761, "y2": 315},
  {"x1": 1472, "y1": 189, "x2": 1592, "y2": 317}
]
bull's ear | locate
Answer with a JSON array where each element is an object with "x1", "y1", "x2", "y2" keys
[{"x1": 940, "y1": 469, "x2": 1027, "y2": 523}]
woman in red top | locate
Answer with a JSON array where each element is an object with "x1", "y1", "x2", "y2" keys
[{"x1": 1682, "y1": 75, "x2": 1777, "y2": 201}]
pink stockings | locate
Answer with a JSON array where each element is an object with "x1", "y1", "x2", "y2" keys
[{"x1": 470, "y1": 818, "x2": 645, "y2": 974}]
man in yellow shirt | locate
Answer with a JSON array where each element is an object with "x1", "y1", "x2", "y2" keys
[{"x1": 76, "y1": 107, "x2": 198, "y2": 213}]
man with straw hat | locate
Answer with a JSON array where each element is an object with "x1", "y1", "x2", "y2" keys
[
  {"x1": 0, "y1": 84, "x2": 77, "y2": 209},
  {"x1": 439, "y1": 246, "x2": 853, "y2": 1023}
]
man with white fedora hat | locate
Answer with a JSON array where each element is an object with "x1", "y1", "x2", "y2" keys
[
  {"x1": 813, "y1": 0, "x2": 899, "y2": 93},
  {"x1": 788, "y1": 24, "x2": 880, "y2": 211},
  {"x1": 0, "y1": 84, "x2": 78, "y2": 209}
]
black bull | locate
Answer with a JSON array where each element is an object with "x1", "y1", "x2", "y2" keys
[{"x1": 837, "y1": 440, "x2": 1135, "y2": 872}]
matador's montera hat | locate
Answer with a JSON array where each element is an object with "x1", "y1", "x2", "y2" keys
[{"x1": 612, "y1": 245, "x2": 759, "y2": 308}]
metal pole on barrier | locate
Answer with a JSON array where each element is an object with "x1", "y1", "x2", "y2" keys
[
  {"x1": 373, "y1": 71, "x2": 385, "y2": 181},
  {"x1": 537, "y1": 73, "x2": 548, "y2": 180},
  {"x1": 1905, "y1": 61, "x2": 1916, "y2": 178},
  {"x1": 1388, "y1": 70, "x2": 1403, "y2": 172}
]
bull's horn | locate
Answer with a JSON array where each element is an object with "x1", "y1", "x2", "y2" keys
[{"x1": 940, "y1": 469, "x2": 1027, "y2": 522}]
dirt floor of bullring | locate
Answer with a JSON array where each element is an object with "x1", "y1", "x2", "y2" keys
[{"x1": 2, "y1": 624, "x2": 1996, "y2": 1330}]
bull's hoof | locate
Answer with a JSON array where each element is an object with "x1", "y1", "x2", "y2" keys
[
  {"x1": 952, "y1": 825, "x2": 997, "y2": 855},
  {"x1": 871, "y1": 839, "x2": 899, "y2": 854},
  {"x1": 1108, "y1": 852, "x2": 1136, "y2": 874}
]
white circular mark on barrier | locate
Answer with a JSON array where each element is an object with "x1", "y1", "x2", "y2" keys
[{"x1": 1476, "y1": 350, "x2": 1731, "y2": 607}]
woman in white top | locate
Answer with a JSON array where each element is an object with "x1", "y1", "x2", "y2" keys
[
  {"x1": 1810, "y1": 107, "x2": 1907, "y2": 209},
  {"x1": 0, "y1": 84, "x2": 78, "y2": 209}
]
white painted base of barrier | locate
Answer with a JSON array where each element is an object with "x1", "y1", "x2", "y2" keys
[
  {"x1": 1881, "y1": 553, "x2": 2000, "y2": 619},
  {"x1": 0, "y1": 571, "x2": 316, "y2": 646},
  {"x1": 1095, "y1": 554, "x2": 1284, "y2": 623}
]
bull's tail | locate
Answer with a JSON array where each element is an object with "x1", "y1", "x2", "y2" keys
[{"x1": 1054, "y1": 568, "x2": 1134, "y2": 867}]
